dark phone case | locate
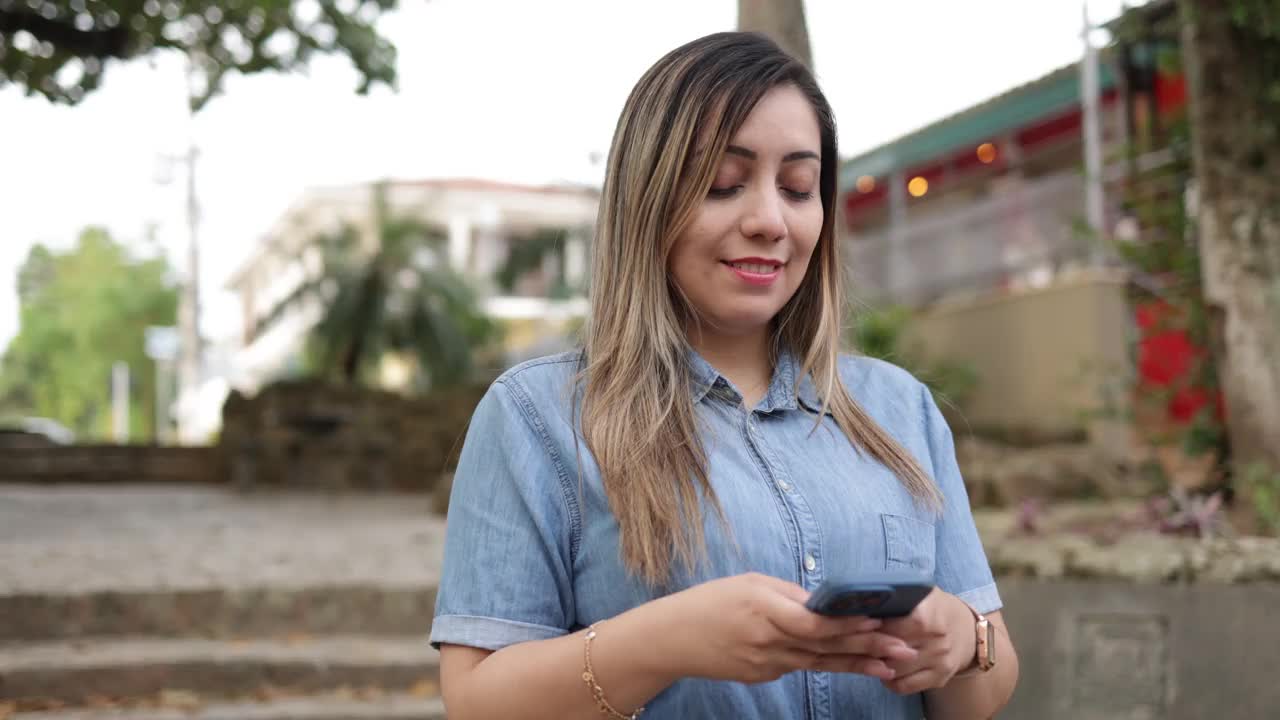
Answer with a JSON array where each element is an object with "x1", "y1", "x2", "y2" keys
[{"x1": 805, "y1": 577, "x2": 934, "y2": 618}]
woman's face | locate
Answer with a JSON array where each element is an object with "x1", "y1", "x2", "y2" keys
[{"x1": 669, "y1": 83, "x2": 824, "y2": 339}]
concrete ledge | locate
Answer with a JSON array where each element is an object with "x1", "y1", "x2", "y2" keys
[
  {"x1": 0, "y1": 447, "x2": 221, "y2": 485},
  {"x1": 0, "y1": 636, "x2": 440, "y2": 705},
  {"x1": 10, "y1": 693, "x2": 446, "y2": 720},
  {"x1": 0, "y1": 586, "x2": 437, "y2": 644},
  {"x1": 997, "y1": 579, "x2": 1280, "y2": 719}
]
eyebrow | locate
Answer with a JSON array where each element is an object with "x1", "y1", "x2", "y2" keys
[{"x1": 725, "y1": 145, "x2": 820, "y2": 163}]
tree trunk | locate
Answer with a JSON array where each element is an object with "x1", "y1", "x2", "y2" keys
[
  {"x1": 1179, "y1": 1, "x2": 1280, "y2": 480},
  {"x1": 737, "y1": 0, "x2": 813, "y2": 67}
]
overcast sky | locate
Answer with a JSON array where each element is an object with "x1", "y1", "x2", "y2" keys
[{"x1": 0, "y1": 0, "x2": 1130, "y2": 351}]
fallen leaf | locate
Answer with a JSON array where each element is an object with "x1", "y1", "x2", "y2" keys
[
  {"x1": 356, "y1": 686, "x2": 386, "y2": 701},
  {"x1": 0, "y1": 701, "x2": 16, "y2": 720},
  {"x1": 331, "y1": 686, "x2": 357, "y2": 701},
  {"x1": 408, "y1": 679, "x2": 439, "y2": 698}
]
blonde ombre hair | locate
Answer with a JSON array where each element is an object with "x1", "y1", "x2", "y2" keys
[{"x1": 581, "y1": 32, "x2": 942, "y2": 587}]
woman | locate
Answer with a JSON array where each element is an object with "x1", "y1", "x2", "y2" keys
[{"x1": 431, "y1": 32, "x2": 1018, "y2": 719}]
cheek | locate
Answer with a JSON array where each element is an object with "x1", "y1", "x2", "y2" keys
[
  {"x1": 667, "y1": 234, "x2": 708, "y2": 304},
  {"x1": 788, "y1": 208, "x2": 825, "y2": 273},
  {"x1": 669, "y1": 214, "x2": 724, "y2": 278}
]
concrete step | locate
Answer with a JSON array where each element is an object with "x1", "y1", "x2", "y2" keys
[
  {"x1": 7, "y1": 692, "x2": 446, "y2": 720},
  {"x1": 0, "y1": 636, "x2": 440, "y2": 706},
  {"x1": 0, "y1": 585, "x2": 437, "y2": 644}
]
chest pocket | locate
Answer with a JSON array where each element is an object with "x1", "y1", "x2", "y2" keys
[{"x1": 881, "y1": 513, "x2": 936, "y2": 576}]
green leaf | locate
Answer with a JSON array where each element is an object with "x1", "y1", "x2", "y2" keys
[
  {"x1": 0, "y1": 228, "x2": 179, "y2": 440},
  {"x1": 0, "y1": 0, "x2": 399, "y2": 111},
  {"x1": 262, "y1": 182, "x2": 501, "y2": 390}
]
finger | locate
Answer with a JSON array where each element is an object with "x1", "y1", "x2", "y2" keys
[
  {"x1": 772, "y1": 648, "x2": 822, "y2": 675},
  {"x1": 889, "y1": 590, "x2": 949, "y2": 637},
  {"x1": 884, "y1": 654, "x2": 929, "y2": 678},
  {"x1": 807, "y1": 631, "x2": 918, "y2": 662},
  {"x1": 763, "y1": 592, "x2": 883, "y2": 641},
  {"x1": 879, "y1": 614, "x2": 930, "y2": 639},
  {"x1": 812, "y1": 653, "x2": 897, "y2": 681},
  {"x1": 879, "y1": 617, "x2": 946, "y2": 645},
  {"x1": 883, "y1": 668, "x2": 945, "y2": 695}
]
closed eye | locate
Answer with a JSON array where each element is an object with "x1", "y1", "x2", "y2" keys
[{"x1": 708, "y1": 185, "x2": 742, "y2": 199}]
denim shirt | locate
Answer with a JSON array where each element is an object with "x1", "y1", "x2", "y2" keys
[{"x1": 431, "y1": 350, "x2": 1001, "y2": 719}]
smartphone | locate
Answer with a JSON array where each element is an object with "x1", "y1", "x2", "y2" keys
[{"x1": 804, "y1": 572, "x2": 934, "y2": 618}]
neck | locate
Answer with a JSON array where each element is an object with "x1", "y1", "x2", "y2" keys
[{"x1": 687, "y1": 323, "x2": 773, "y2": 406}]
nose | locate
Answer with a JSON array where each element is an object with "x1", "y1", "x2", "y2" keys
[{"x1": 739, "y1": 186, "x2": 787, "y2": 243}]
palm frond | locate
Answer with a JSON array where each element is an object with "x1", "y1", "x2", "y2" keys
[{"x1": 271, "y1": 182, "x2": 497, "y2": 389}]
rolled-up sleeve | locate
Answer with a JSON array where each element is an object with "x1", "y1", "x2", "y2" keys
[
  {"x1": 430, "y1": 378, "x2": 577, "y2": 650},
  {"x1": 920, "y1": 384, "x2": 1002, "y2": 615}
]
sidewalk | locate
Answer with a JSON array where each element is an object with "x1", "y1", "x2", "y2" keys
[{"x1": 0, "y1": 483, "x2": 446, "y2": 595}]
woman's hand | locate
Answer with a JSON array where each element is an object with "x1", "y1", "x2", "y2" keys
[
  {"x1": 877, "y1": 588, "x2": 977, "y2": 695},
  {"x1": 663, "y1": 572, "x2": 918, "y2": 684}
]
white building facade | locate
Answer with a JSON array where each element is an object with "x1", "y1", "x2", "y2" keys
[{"x1": 174, "y1": 179, "x2": 598, "y2": 442}]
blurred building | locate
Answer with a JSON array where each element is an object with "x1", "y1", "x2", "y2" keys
[
  {"x1": 228, "y1": 178, "x2": 597, "y2": 392},
  {"x1": 838, "y1": 0, "x2": 1188, "y2": 448},
  {"x1": 173, "y1": 179, "x2": 597, "y2": 442},
  {"x1": 840, "y1": 52, "x2": 1181, "y2": 303}
]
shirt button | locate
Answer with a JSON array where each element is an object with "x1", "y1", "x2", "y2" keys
[
  {"x1": 803, "y1": 554, "x2": 817, "y2": 572},
  {"x1": 778, "y1": 480, "x2": 791, "y2": 492}
]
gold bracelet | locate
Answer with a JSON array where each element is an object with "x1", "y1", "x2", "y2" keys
[{"x1": 581, "y1": 622, "x2": 645, "y2": 719}]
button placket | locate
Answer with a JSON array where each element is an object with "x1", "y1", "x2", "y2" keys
[{"x1": 748, "y1": 415, "x2": 790, "y2": 492}]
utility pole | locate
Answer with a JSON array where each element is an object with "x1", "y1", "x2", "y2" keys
[
  {"x1": 1081, "y1": 1, "x2": 1107, "y2": 259},
  {"x1": 145, "y1": 326, "x2": 180, "y2": 444},
  {"x1": 111, "y1": 362, "x2": 130, "y2": 443},
  {"x1": 161, "y1": 56, "x2": 202, "y2": 443},
  {"x1": 177, "y1": 138, "x2": 201, "y2": 406}
]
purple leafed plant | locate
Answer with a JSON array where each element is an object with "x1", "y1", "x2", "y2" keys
[{"x1": 1145, "y1": 488, "x2": 1230, "y2": 539}]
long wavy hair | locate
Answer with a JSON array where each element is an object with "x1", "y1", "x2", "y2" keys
[{"x1": 581, "y1": 32, "x2": 942, "y2": 587}]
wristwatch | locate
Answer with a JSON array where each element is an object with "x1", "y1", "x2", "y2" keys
[{"x1": 956, "y1": 605, "x2": 996, "y2": 676}]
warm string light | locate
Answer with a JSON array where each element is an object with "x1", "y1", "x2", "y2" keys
[
  {"x1": 907, "y1": 176, "x2": 929, "y2": 197},
  {"x1": 976, "y1": 142, "x2": 997, "y2": 164},
  {"x1": 856, "y1": 175, "x2": 876, "y2": 193}
]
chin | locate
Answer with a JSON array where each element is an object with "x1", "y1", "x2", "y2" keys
[{"x1": 703, "y1": 308, "x2": 782, "y2": 336}]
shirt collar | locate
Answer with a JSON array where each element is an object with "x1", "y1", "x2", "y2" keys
[
  {"x1": 687, "y1": 346, "x2": 829, "y2": 414},
  {"x1": 687, "y1": 349, "x2": 721, "y2": 405}
]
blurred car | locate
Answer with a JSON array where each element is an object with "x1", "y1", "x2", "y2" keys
[{"x1": 0, "y1": 417, "x2": 75, "y2": 448}]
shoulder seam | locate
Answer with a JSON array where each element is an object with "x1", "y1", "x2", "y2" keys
[
  {"x1": 499, "y1": 352, "x2": 583, "y2": 382},
  {"x1": 493, "y1": 376, "x2": 584, "y2": 567}
]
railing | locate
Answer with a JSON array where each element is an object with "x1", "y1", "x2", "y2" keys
[{"x1": 845, "y1": 172, "x2": 1097, "y2": 306}]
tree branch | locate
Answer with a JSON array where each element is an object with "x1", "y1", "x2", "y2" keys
[{"x1": 0, "y1": 8, "x2": 131, "y2": 59}]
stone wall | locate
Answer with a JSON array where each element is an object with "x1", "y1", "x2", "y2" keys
[
  {"x1": 955, "y1": 437, "x2": 1162, "y2": 508},
  {"x1": 0, "y1": 445, "x2": 220, "y2": 484},
  {"x1": 0, "y1": 381, "x2": 488, "y2": 491},
  {"x1": 218, "y1": 379, "x2": 488, "y2": 492},
  {"x1": 998, "y1": 579, "x2": 1280, "y2": 720},
  {"x1": 977, "y1": 503, "x2": 1280, "y2": 718}
]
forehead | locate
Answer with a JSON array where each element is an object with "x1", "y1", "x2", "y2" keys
[{"x1": 728, "y1": 84, "x2": 821, "y2": 154}]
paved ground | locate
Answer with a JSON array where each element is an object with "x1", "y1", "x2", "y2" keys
[{"x1": 0, "y1": 484, "x2": 447, "y2": 595}]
